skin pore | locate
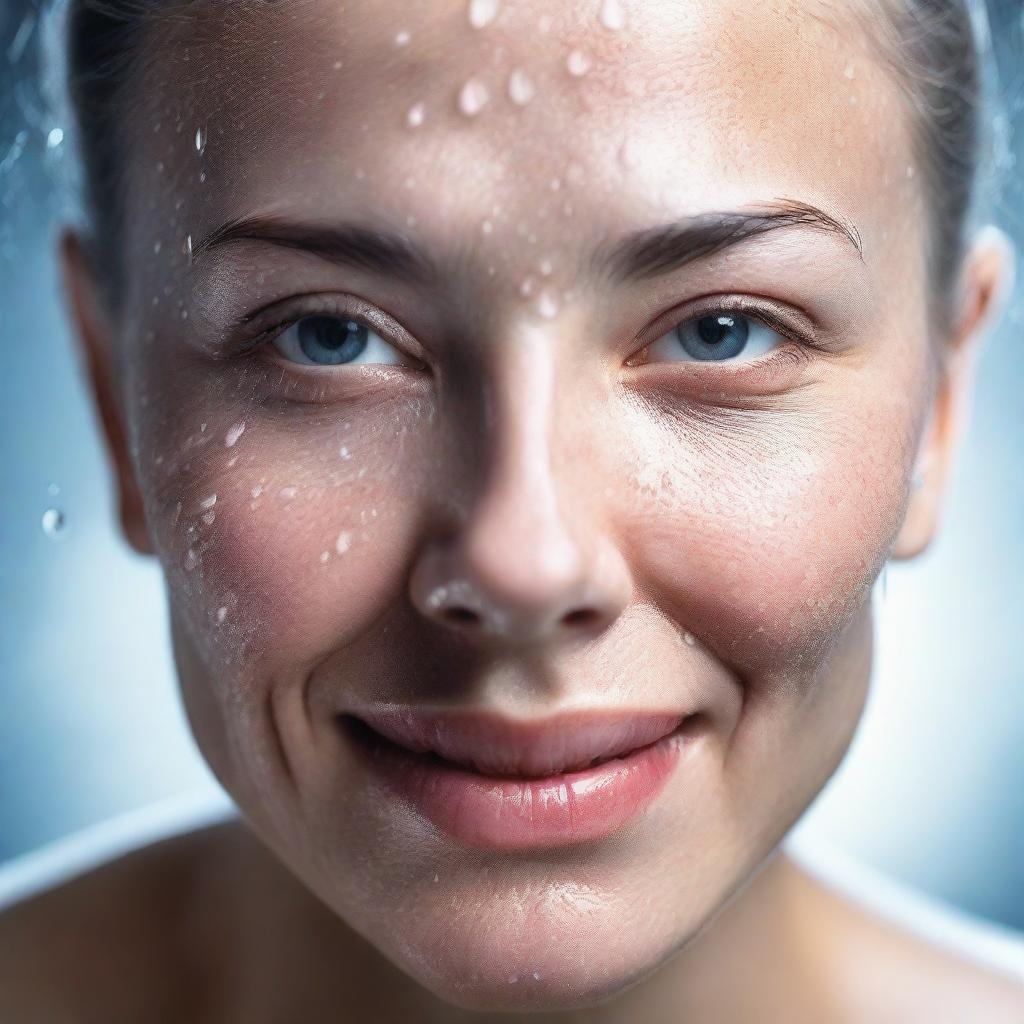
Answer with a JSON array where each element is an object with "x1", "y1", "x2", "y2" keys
[{"x1": 1, "y1": 0, "x2": 1019, "y2": 1021}]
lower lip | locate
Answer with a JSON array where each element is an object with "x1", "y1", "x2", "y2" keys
[{"x1": 341, "y1": 717, "x2": 687, "y2": 850}]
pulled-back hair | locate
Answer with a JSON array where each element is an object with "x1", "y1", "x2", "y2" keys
[{"x1": 64, "y1": 0, "x2": 995, "y2": 323}]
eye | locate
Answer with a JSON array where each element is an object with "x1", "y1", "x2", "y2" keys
[
  {"x1": 273, "y1": 315, "x2": 405, "y2": 367},
  {"x1": 646, "y1": 312, "x2": 784, "y2": 364}
]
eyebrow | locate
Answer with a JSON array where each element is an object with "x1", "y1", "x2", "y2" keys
[
  {"x1": 191, "y1": 215, "x2": 433, "y2": 282},
  {"x1": 601, "y1": 198, "x2": 863, "y2": 281},
  {"x1": 191, "y1": 197, "x2": 862, "y2": 284}
]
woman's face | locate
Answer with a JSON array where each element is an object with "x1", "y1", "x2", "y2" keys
[{"x1": 103, "y1": 0, "x2": 936, "y2": 1010}]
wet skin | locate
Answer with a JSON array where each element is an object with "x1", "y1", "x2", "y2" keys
[{"x1": 26, "y1": 0, "x2": 1019, "y2": 1019}]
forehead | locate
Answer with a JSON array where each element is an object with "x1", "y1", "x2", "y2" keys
[{"x1": 134, "y1": 0, "x2": 916, "y2": 274}]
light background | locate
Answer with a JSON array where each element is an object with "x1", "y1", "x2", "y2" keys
[{"x1": 1, "y1": 0, "x2": 1022, "y2": 932}]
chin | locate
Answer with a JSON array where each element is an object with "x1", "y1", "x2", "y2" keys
[{"x1": 359, "y1": 882, "x2": 693, "y2": 1014}]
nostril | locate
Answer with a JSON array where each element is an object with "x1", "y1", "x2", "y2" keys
[
  {"x1": 561, "y1": 607, "x2": 600, "y2": 628},
  {"x1": 443, "y1": 606, "x2": 481, "y2": 626}
]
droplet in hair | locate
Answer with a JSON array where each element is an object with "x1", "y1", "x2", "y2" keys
[
  {"x1": 599, "y1": 0, "x2": 626, "y2": 30},
  {"x1": 468, "y1": 0, "x2": 501, "y2": 28},
  {"x1": 41, "y1": 508, "x2": 66, "y2": 538},
  {"x1": 458, "y1": 78, "x2": 490, "y2": 117},
  {"x1": 508, "y1": 68, "x2": 535, "y2": 106},
  {"x1": 46, "y1": 128, "x2": 64, "y2": 149},
  {"x1": 195, "y1": 125, "x2": 207, "y2": 155},
  {"x1": 406, "y1": 102, "x2": 426, "y2": 128},
  {"x1": 566, "y1": 49, "x2": 592, "y2": 76}
]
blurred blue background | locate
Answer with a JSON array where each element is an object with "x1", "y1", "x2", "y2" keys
[{"x1": 1, "y1": 0, "x2": 1022, "y2": 933}]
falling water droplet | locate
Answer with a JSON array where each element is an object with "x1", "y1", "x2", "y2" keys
[
  {"x1": 599, "y1": 0, "x2": 626, "y2": 30},
  {"x1": 458, "y1": 78, "x2": 490, "y2": 117},
  {"x1": 508, "y1": 68, "x2": 535, "y2": 106},
  {"x1": 566, "y1": 49, "x2": 592, "y2": 76},
  {"x1": 41, "y1": 508, "x2": 66, "y2": 538},
  {"x1": 468, "y1": 0, "x2": 501, "y2": 28},
  {"x1": 46, "y1": 128, "x2": 64, "y2": 149},
  {"x1": 195, "y1": 125, "x2": 207, "y2": 155},
  {"x1": 406, "y1": 102, "x2": 426, "y2": 128},
  {"x1": 537, "y1": 288, "x2": 560, "y2": 319},
  {"x1": 394, "y1": 29, "x2": 411, "y2": 46}
]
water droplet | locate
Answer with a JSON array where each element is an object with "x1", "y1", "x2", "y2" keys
[
  {"x1": 201, "y1": 511, "x2": 216, "y2": 526},
  {"x1": 531, "y1": 970, "x2": 542, "y2": 981},
  {"x1": 216, "y1": 606, "x2": 228, "y2": 624},
  {"x1": 566, "y1": 49, "x2": 592, "y2": 76},
  {"x1": 195, "y1": 125, "x2": 207, "y2": 155},
  {"x1": 46, "y1": 128, "x2": 64, "y2": 149},
  {"x1": 537, "y1": 288, "x2": 560, "y2": 319},
  {"x1": 184, "y1": 549, "x2": 199, "y2": 571},
  {"x1": 41, "y1": 508, "x2": 66, "y2": 538},
  {"x1": 481, "y1": 220, "x2": 494, "y2": 234},
  {"x1": 433, "y1": 872, "x2": 440, "y2": 882},
  {"x1": 153, "y1": 240, "x2": 162, "y2": 255},
  {"x1": 47, "y1": 483, "x2": 60, "y2": 497},
  {"x1": 843, "y1": 60, "x2": 856, "y2": 80},
  {"x1": 599, "y1": 0, "x2": 626, "y2": 30},
  {"x1": 683, "y1": 631, "x2": 695, "y2": 646},
  {"x1": 458, "y1": 78, "x2": 490, "y2": 117},
  {"x1": 394, "y1": 29, "x2": 411, "y2": 46},
  {"x1": 905, "y1": 164, "x2": 915, "y2": 179},
  {"x1": 225, "y1": 421, "x2": 246, "y2": 448},
  {"x1": 185, "y1": 234, "x2": 193, "y2": 262},
  {"x1": 519, "y1": 276, "x2": 537, "y2": 298},
  {"x1": 336, "y1": 530, "x2": 353, "y2": 555},
  {"x1": 538, "y1": 257, "x2": 553, "y2": 276},
  {"x1": 406, "y1": 102, "x2": 426, "y2": 128},
  {"x1": 508, "y1": 68, "x2": 535, "y2": 105},
  {"x1": 339, "y1": 445, "x2": 351, "y2": 459},
  {"x1": 199, "y1": 494, "x2": 218, "y2": 510},
  {"x1": 333, "y1": 59, "x2": 343, "y2": 69},
  {"x1": 319, "y1": 551, "x2": 331, "y2": 564},
  {"x1": 251, "y1": 484, "x2": 264, "y2": 499},
  {"x1": 468, "y1": 0, "x2": 501, "y2": 28}
]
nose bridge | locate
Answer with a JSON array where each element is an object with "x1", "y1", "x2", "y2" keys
[{"x1": 409, "y1": 328, "x2": 630, "y2": 645}]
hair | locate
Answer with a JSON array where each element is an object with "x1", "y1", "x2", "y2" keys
[{"x1": 62, "y1": 0, "x2": 995, "y2": 322}]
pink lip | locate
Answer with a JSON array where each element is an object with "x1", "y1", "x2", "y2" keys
[{"x1": 340, "y1": 709, "x2": 690, "y2": 849}]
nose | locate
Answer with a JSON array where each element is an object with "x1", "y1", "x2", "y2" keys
[{"x1": 408, "y1": 338, "x2": 631, "y2": 647}]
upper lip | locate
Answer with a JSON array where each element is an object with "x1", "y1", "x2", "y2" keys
[{"x1": 346, "y1": 707, "x2": 687, "y2": 777}]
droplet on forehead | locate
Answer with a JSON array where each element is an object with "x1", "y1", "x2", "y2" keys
[
  {"x1": 566, "y1": 49, "x2": 592, "y2": 77},
  {"x1": 458, "y1": 78, "x2": 490, "y2": 117},
  {"x1": 508, "y1": 68, "x2": 535, "y2": 106},
  {"x1": 406, "y1": 102, "x2": 426, "y2": 128},
  {"x1": 467, "y1": 0, "x2": 501, "y2": 29},
  {"x1": 599, "y1": 0, "x2": 626, "y2": 30}
]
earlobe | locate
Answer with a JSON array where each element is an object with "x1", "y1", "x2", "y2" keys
[
  {"x1": 890, "y1": 226, "x2": 1015, "y2": 562},
  {"x1": 59, "y1": 229, "x2": 155, "y2": 557}
]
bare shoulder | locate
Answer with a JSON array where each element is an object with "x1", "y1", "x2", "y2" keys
[
  {"x1": 783, "y1": 852, "x2": 1024, "y2": 1023},
  {"x1": 0, "y1": 818, "x2": 242, "y2": 1022}
]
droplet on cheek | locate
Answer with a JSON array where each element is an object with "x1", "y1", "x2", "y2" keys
[
  {"x1": 508, "y1": 68, "x2": 535, "y2": 105},
  {"x1": 467, "y1": 0, "x2": 501, "y2": 28},
  {"x1": 599, "y1": 0, "x2": 626, "y2": 30},
  {"x1": 458, "y1": 78, "x2": 490, "y2": 117},
  {"x1": 566, "y1": 49, "x2": 592, "y2": 77},
  {"x1": 406, "y1": 102, "x2": 426, "y2": 128}
]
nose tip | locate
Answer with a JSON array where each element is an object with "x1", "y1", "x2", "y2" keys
[{"x1": 410, "y1": 539, "x2": 630, "y2": 646}]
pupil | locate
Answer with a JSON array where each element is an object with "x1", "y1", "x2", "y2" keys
[
  {"x1": 697, "y1": 315, "x2": 739, "y2": 346},
  {"x1": 298, "y1": 317, "x2": 368, "y2": 364}
]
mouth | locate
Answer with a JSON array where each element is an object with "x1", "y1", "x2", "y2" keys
[{"x1": 338, "y1": 709, "x2": 698, "y2": 850}]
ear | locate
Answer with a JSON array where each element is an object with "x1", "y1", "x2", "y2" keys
[
  {"x1": 891, "y1": 227, "x2": 1015, "y2": 560},
  {"x1": 60, "y1": 229, "x2": 155, "y2": 556}
]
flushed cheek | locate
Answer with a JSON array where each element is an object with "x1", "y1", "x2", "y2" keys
[{"x1": 629, "y1": 414, "x2": 910, "y2": 674}]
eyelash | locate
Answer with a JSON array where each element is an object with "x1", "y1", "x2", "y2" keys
[{"x1": 230, "y1": 291, "x2": 818, "y2": 383}]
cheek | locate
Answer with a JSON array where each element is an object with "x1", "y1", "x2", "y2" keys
[
  {"x1": 623, "y1": 399, "x2": 914, "y2": 674},
  {"x1": 133, "y1": 378, "x2": 431, "y2": 687}
]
